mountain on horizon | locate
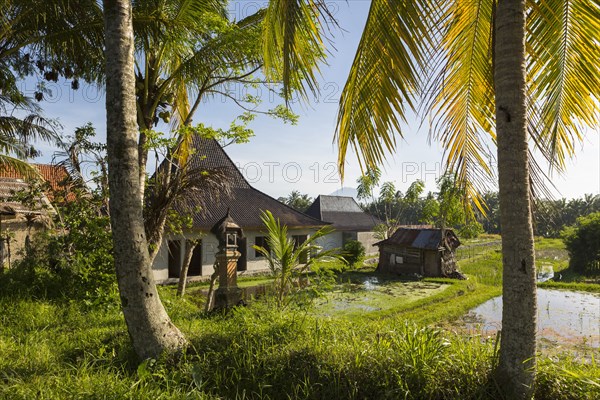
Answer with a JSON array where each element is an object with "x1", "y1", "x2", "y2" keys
[{"x1": 328, "y1": 187, "x2": 359, "y2": 200}]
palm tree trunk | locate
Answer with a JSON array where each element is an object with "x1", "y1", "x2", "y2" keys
[
  {"x1": 103, "y1": 0, "x2": 186, "y2": 360},
  {"x1": 494, "y1": 0, "x2": 537, "y2": 397}
]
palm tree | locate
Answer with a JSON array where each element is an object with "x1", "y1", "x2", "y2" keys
[
  {"x1": 99, "y1": 0, "x2": 332, "y2": 359},
  {"x1": 103, "y1": 0, "x2": 186, "y2": 359},
  {"x1": 334, "y1": 1, "x2": 598, "y2": 398},
  {"x1": 0, "y1": 0, "x2": 104, "y2": 174},
  {"x1": 131, "y1": 0, "x2": 268, "y2": 200},
  {"x1": 278, "y1": 190, "x2": 313, "y2": 212},
  {"x1": 253, "y1": 210, "x2": 339, "y2": 307}
]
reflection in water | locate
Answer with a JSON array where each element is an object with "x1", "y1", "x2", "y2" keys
[
  {"x1": 363, "y1": 277, "x2": 379, "y2": 291},
  {"x1": 465, "y1": 289, "x2": 600, "y2": 348},
  {"x1": 537, "y1": 264, "x2": 555, "y2": 283}
]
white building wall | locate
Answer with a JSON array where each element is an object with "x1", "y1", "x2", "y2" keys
[
  {"x1": 314, "y1": 230, "x2": 378, "y2": 254},
  {"x1": 153, "y1": 240, "x2": 169, "y2": 282},
  {"x1": 357, "y1": 231, "x2": 379, "y2": 255},
  {"x1": 315, "y1": 231, "x2": 343, "y2": 251},
  {"x1": 152, "y1": 228, "x2": 319, "y2": 282}
]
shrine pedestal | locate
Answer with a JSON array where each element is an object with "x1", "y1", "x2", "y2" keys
[{"x1": 213, "y1": 250, "x2": 242, "y2": 309}]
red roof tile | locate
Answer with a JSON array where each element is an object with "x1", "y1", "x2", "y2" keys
[{"x1": 0, "y1": 164, "x2": 75, "y2": 202}]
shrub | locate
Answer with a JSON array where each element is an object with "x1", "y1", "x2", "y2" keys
[
  {"x1": 0, "y1": 195, "x2": 117, "y2": 306},
  {"x1": 253, "y1": 210, "x2": 341, "y2": 307},
  {"x1": 458, "y1": 220, "x2": 484, "y2": 239},
  {"x1": 561, "y1": 212, "x2": 600, "y2": 274},
  {"x1": 343, "y1": 240, "x2": 365, "y2": 268}
]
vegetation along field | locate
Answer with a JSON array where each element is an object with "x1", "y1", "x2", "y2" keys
[{"x1": 1, "y1": 236, "x2": 599, "y2": 399}]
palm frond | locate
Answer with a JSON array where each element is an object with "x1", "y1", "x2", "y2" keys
[
  {"x1": 144, "y1": 160, "x2": 234, "y2": 249},
  {"x1": 527, "y1": 0, "x2": 600, "y2": 170},
  {"x1": 262, "y1": 0, "x2": 333, "y2": 101},
  {"x1": 0, "y1": 114, "x2": 59, "y2": 143},
  {"x1": 335, "y1": 0, "x2": 436, "y2": 177},
  {"x1": 425, "y1": 0, "x2": 496, "y2": 210}
]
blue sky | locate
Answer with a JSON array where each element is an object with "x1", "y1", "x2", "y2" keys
[{"x1": 25, "y1": 0, "x2": 599, "y2": 200}]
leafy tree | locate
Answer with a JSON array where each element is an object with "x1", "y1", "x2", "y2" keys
[
  {"x1": 479, "y1": 192, "x2": 500, "y2": 234},
  {"x1": 0, "y1": 0, "x2": 104, "y2": 173},
  {"x1": 561, "y1": 212, "x2": 600, "y2": 274},
  {"x1": 143, "y1": 125, "x2": 235, "y2": 263},
  {"x1": 421, "y1": 175, "x2": 466, "y2": 228},
  {"x1": 533, "y1": 194, "x2": 600, "y2": 238},
  {"x1": 356, "y1": 167, "x2": 381, "y2": 205},
  {"x1": 132, "y1": 0, "x2": 255, "y2": 198},
  {"x1": 333, "y1": 1, "x2": 598, "y2": 396},
  {"x1": 5, "y1": 178, "x2": 53, "y2": 255},
  {"x1": 2, "y1": 173, "x2": 115, "y2": 306},
  {"x1": 371, "y1": 179, "x2": 425, "y2": 239},
  {"x1": 253, "y1": 210, "x2": 339, "y2": 307},
  {"x1": 100, "y1": 0, "x2": 333, "y2": 359},
  {"x1": 278, "y1": 190, "x2": 313, "y2": 212},
  {"x1": 476, "y1": 193, "x2": 600, "y2": 237}
]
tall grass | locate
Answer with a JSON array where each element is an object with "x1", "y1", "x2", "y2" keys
[{"x1": 1, "y1": 293, "x2": 598, "y2": 400}]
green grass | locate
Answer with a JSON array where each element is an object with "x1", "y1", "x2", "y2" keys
[
  {"x1": 0, "y1": 236, "x2": 598, "y2": 399},
  {"x1": 1, "y1": 294, "x2": 598, "y2": 400}
]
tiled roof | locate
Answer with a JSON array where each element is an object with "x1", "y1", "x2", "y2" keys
[
  {"x1": 375, "y1": 228, "x2": 460, "y2": 250},
  {"x1": 305, "y1": 195, "x2": 381, "y2": 231},
  {"x1": 173, "y1": 137, "x2": 327, "y2": 230},
  {"x1": 0, "y1": 178, "x2": 53, "y2": 215},
  {"x1": 0, "y1": 164, "x2": 74, "y2": 201}
]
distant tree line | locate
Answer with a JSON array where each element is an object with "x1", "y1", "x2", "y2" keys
[
  {"x1": 479, "y1": 192, "x2": 600, "y2": 238},
  {"x1": 280, "y1": 182, "x2": 599, "y2": 240},
  {"x1": 278, "y1": 191, "x2": 313, "y2": 213}
]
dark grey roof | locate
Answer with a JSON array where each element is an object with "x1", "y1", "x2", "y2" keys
[
  {"x1": 375, "y1": 228, "x2": 460, "y2": 250},
  {"x1": 173, "y1": 137, "x2": 327, "y2": 230},
  {"x1": 305, "y1": 195, "x2": 381, "y2": 231}
]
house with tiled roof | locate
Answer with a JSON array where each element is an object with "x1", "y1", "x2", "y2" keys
[
  {"x1": 151, "y1": 137, "x2": 328, "y2": 281},
  {"x1": 0, "y1": 164, "x2": 73, "y2": 267},
  {"x1": 0, "y1": 163, "x2": 75, "y2": 202},
  {"x1": 305, "y1": 195, "x2": 381, "y2": 254}
]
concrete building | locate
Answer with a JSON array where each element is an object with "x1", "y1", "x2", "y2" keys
[
  {"x1": 305, "y1": 195, "x2": 381, "y2": 254},
  {"x1": 151, "y1": 137, "x2": 327, "y2": 282}
]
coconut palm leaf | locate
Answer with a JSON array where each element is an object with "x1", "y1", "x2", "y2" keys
[
  {"x1": 335, "y1": 0, "x2": 436, "y2": 177},
  {"x1": 261, "y1": 0, "x2": 333, "y2": 101},
  {"x1": 253, "y1": 209, "x2": 339, "y2": 306},
  {"x1": 425, "y1": 0, "x2": 496, "y2": 208},
  {"x1": 527, "y1": 0, "x2": 600, "y2": 170},
  {"x1": 0, "y1": 154, "x2": 39, "y2": 177},
  {"x1": 1, "y1": 0, "x2": 104, "y2": 82}
]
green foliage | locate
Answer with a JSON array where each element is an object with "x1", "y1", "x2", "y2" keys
[
  {"x1": 253, "y1": 210, "x2": 340, "y2": 307},
  {"x1": 356, "y1": 167, "x2": 382, "y2": 203},
  {"x1": 342, "y1": 240, "x2": 365, "y2": 268},
  {"x1": 421, "y1": 174, "x2": 469, "y2": 229},
  {"x1": 534, "y1": 194, "x2": 600, "y2": 238},
  {"x1": 458, "y1": 220, "x2": 484, "y2": 239},
  {"x1": 277, "y1": 190, "x2": 313, "y2": 212},
  {"x1": 0, "y1": 191, "x2": 117, "y2": 307},
  {"x1": 358, "y1": 171, "x2": 426, "y2": 236},
  {"x1": 562, "y1": 212, "x2": 600, "y2": 274},
  {"x1": 476, "y1": 193, "x2": 600, "y2": 237},
  {"x1": 1, "y1": 294, "x2": 598, "y2": 400}
]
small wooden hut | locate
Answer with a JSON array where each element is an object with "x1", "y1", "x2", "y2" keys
[{"x1": 375, "y1": 227, "x2": 461, "y2": 277}]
